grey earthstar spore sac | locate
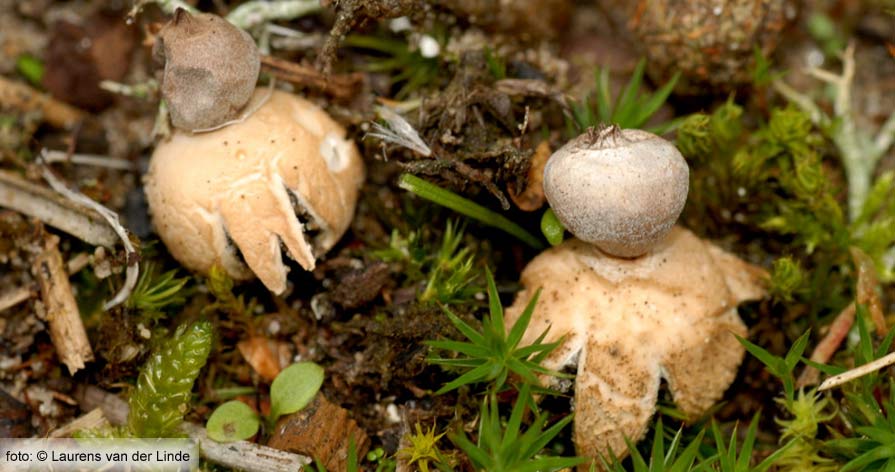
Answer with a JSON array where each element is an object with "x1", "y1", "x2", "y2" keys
[
  {"x1": 154, "y1": 9, "x2": 261, "y2": 131},
  {"x1": 543, "y1": 126, "x2": 690, "y2": 258}
]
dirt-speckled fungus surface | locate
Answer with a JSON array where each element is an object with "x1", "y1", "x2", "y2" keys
[
  {"x1": 145, "y1": 89, "x2": 365, "y2": 294},
  {"x1": 154, "y1": 9, "x2": 260, "y2": 131},
  {"x1": 543, "y1": 126, "x2": 689, "y2": 258},
  {"x1": 505, "y1": 227, "x2": 766, "y2": 462}
]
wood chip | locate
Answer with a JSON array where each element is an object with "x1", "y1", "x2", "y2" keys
[
  {"x1": 268, "y1": 392, "x2": 370, "y2": 471},
  {"x1": 0, "y1": 75, "x2": 86, "y2": 129},
  {"x1": 508, "y1": 140, "x2": 551, "y2": 211},
  {"x1": 49, "y1": 408, "x2": 110, "y2": 438},
  {"x1": 34, "y1": 234, "x2": 94, "y2": 374},
  {"x1": 0, "y1": 170, "x2": 118, "y2": 247}
]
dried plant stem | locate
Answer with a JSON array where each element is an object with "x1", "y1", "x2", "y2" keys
[
  {"x1": 226, "y1": 0, "x2": 322, "y2": 31},
  {"x1": 819, "y1": 350, "x2": 895, "y2": 391},
  {"x1": 0, "y1": 170, "x2": 118, "y2": 247},
  {"x1": 34, "y1": 234, "x2": 94, "y2": 374},
  {"x1": 39, "y1": 157, "x2": 139, "y2": 310},
  {"x1": 773, "y1": 42, "x2": 895, "y2": 220},
  {"x1": 797, "y1": 302, "x2": 855, "y2": 388},
  {"x1": 260, "y1": 55, "x2": 362, "y2": 100},
  {"x1": 0, "y1": 76, "x2": 85, "y2": 129},
  {"x1": 41, "y1": 150, "x2": 134, "y2": 171}
]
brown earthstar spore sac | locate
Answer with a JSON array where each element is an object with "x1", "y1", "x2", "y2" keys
[
  {"x1": 505, "y1": 226, "x2": 767, "y2": 463},
  {"x1": 543, "y1": 126, "x2": 689, "y2": 258},
  {"x1": 154, "y1": 9, "x2": 260, "y2": 131},
  {"x1": 627, "y1": 0, "x2": 792, "y2": 93},
  {"x1": 144, "y1": 89, "x2": 364, "y2": 294}
]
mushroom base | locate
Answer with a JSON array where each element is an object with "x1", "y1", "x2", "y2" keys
[{"x1": 504, "y1": 226, "x2": 767, "y2": 465}]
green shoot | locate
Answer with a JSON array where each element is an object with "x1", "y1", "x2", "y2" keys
[
  {"x1": 426, "y1": 269, "x2": 567, "y2": 394},
  {"x1": 768, "y1": 257, "x2": 806, "y2": 302},
  {"x1": 540, "y1": 208, "x2": 565, "y2": 247},
  {"x1": 15, "y1": 54, "x2": 44, "y2": 87},
  {"x1": 601, "y1": 418, "x2": 704, "y2": 472},
  {"x1": 126, "y1": 262, "x2": 190, "y2": 316},
  {"x1": 269, "y1": 362, "x2": 324, "y2": 422},
  {"x1": 448, "y1": 383, "x2": 582, "y2": 471},
  {"x1": 735, "y1": 331, "x2": 811, "y2": 408},
  {"x1": 419, "y1": 220, "x2": 478, "y2": 304},
  {"x1": 206, "y1": 400, "x2": 260, "y2": 442},
  {"x1": 398, "y1": 174, "x2": 544, "y2": 249},
  {"x1": 699, "y1": 415, "x2": 795, "y2": 472},
  {"x1": 344, "y1": 33, "x2": 441, "y2": 99},
  {"x1": 206, "y1": 362, "x2": 324, "y2": 442},
  {"x1": 127, "y1": 321, "x2": 213, "y2": 438},
  {"x1": 570, "y1": 58, "x2": 680, "y2": 135},
  {"x1": 398, "y1": 423, "x2": 449, "y2": 472},
  {"x1": 374, "y1": 220, "x2": 480, "y2": 304}
]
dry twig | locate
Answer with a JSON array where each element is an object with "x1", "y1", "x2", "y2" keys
[
  {"x1": 0, "y1": 76, "x2": 86, "y2": 129},
  {"x1": 0, "y1": 170, "x2": 118, "y2": 247},
  {"x1": 260, "y1": 55, "x2": 363, "y2": 100},
  {"x1": 34, "y1": 234, "x2": 94, "y2": 374}
]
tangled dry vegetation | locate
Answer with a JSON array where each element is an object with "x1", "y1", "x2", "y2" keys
[{"x1": 2, "y1": 0, "x2": 895, "y2": 471}]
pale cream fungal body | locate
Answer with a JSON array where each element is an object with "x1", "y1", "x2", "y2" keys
[{"x1": 145, "y1": 89, "x2": 364, "y2": 294}]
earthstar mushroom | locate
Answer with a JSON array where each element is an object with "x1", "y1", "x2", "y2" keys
[
  {"x1": 506, "y1": 127, "x2": 766, "y2": 463},
  {"x1": 144, "y1": 89, "x2": 365, "y2": 294}
]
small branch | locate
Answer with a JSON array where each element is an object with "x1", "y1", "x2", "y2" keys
[
  {"x1": 226, "y1": 0, "x2": 322, "y2": 31},
  {"x1": 128, "y1": 0, "x2": 197, "y2": 17},
  {"x1": 771, "y1": 79, "x2": 826, "y2": 126},
  {"x1": 0, "y1": 76, "x2": 86, "y2": 129},
  {"x1": 797, "y1": 302, "x2": 856, "y2": 388},
  {"x1": 0, "y1": 170, "x2": 118, "y2": 247},
  {"x1": 39, "y1": 157, "x2": 139, "y2": 310},
  {"x1": 819, "y1": 350, "x2": 895, "y2": 391},
  {"x1": 34, "y1": 234, "x2": 94, "y2": 374},
  {"x1": 260, "y1": 55, "x2": 363, "y2": 100},
  {"x1": 873, "y1": 109, "x2": 895, "y2": 155},
  {"x1": 42, "y1": 150, "x2": 134, "y2": 171}
]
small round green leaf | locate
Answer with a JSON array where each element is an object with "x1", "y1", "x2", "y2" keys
[
  {"x1": 206, "y1": 401, "x2": 260, "y2": 442},
  {"x1": 540, "y1": 208, "x2": 565, "y2": 247},
  {"x1": 269, "y1": 362, "x2": 324, "y2": 421}
]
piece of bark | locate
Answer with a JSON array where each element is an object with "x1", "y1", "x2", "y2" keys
[
  {"x1": 508, "y1": 140, "x2": 551, "y2": 211},
  {"x1": 76, "y1": 386, "x2": 311, "y2": 472},
  {"x1": 0, "y1": 170, "x2": 118, "y2": 247},
  {"x1": 0, "y1": 75, "x2": 86, "y2": 129},
  {"x1": 34, "y1": 234, "x2": 94, "y2": 374},
  {"x1": 268, "y1": 392, "x2": 370, "y2": 471},
  {"x1": 0, "y1": 387, "x2": 34, "y2": 438}
]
